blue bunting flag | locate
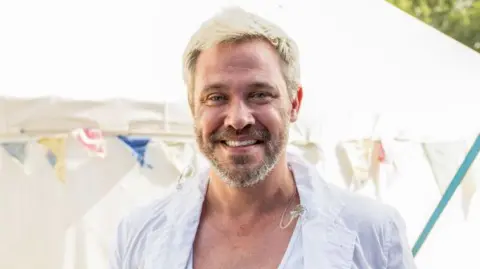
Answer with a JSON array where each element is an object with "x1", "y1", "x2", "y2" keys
[
  {"x1": 2, "y1": 142, "x2": 27, "y2": 164},
  {"x1": 118, "y1": 136, "x2": 152, "y2": 168}
]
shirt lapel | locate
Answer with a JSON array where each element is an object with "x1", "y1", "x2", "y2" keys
[
  {"x1": 290, "y1": 154, "x2": 357, "y2": 269},
  {"x1": 143, "y1": 170, "x2": 209, "y2": 269}
]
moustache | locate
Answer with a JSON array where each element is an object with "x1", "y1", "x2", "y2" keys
[{"x1": 209, "y1": 127, "x2": 270, "y2": 143}]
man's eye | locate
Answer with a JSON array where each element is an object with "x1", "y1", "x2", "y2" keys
[
  {"x1": 206, "y1": 94, "x2": 227, "y2": 104},
  {"x1": 209, "y1": 95, "x2": 224, "y2": 101},
  {"x1": 250, "y1": 92, "x2": 270, "y2": 100}
]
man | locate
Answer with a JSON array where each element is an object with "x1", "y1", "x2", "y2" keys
[{"x1": 110, "y1": 7, "x2": 416, "y2": 269}]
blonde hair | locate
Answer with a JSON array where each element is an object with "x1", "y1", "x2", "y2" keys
[{"x1": 182, "y1": 7, "x2": 301, "y2": 111}]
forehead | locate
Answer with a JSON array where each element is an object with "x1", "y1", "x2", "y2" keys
[{"x1": 194, "y1": 39, "x2": 285, "y2": 91}]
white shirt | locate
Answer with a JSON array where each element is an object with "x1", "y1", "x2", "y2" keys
[
  {"x1": 185, "y1": 220, "x2": 303, "y2": 269},
  {"x1": 110, "y1": 153, "x2": 417, "y2": 269}
]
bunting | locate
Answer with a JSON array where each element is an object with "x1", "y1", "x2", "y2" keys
[
  {"x1": 38, "y1": 137, "x2": 67, "y2": 182},
  {"x1": 338, "y1": 139, "x2": 373, "y2": 185},
  {"x1": 118, "y1": 136, "x2": 152, "y2": 168},
  {"x1": 72, "y1": 128, "x2": 106, "y2": 158},
  {"x1": 423, "y1": 140, "x2": 480, "y2": 218},
  {"x1": 337, "y1": 139, "x2": 387, "y2": 198},
  {"x1": 377, "y1": 141, "x2": 386, "y2": 163},
  {"x1": 1, "y1": 142, "x2": 27, "y2": 164}
]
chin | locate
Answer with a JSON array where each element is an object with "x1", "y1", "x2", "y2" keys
[
  {"x1": 222, "y1": 152, "x2": 264, "y2": 166},
  {"x1": 216, "y1": 165, "x2": 267, "y2": 188}
]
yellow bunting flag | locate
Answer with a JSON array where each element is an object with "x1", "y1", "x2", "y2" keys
[{"x1": 38, "y1": 137, "x2": 66, "y2": 182}]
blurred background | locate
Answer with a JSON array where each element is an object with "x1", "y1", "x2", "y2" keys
[
  {"x1": 388, "y1": 0, "x2": 480, "y2": 53},
  {"x1": 0, "y1": 0, "x2": 479, "y2": 268}
]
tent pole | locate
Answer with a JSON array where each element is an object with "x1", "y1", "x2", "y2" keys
[{"x1": 412, "y1": 134, "x2": 480, "y2": 257}]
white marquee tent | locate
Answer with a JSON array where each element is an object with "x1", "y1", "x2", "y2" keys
[{"x1": 1, "y1": 0, "x2": 480, "y2": 268}]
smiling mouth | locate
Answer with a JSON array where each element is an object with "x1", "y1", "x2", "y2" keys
[{"x1": 222, "y1": 140, "x2": 263, "y2": 147}]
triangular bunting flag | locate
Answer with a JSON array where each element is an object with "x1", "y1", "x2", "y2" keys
[
  {"x1": 118, "y1": 136, "x2": 152, "y2": 168},
  {"x1": 376, "y1": 141, "x2": 386, "y2": 163},
  {"x1": 423, "y1": 140, "x2": 480, "y2": 219},
  {"x1": 337, "y1": 139, "x2": 384, "y2": 199},
  {"x1": 2, "y1": 142, "x2": 27, "y2": 164},
  {"x1": 72, "y1": 128, "x2": 106, "y2": 158},
  {"x1": 38, "y1": 137, "x2": 67, "y2": 182}
]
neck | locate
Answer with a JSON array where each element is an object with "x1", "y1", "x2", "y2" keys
[{"x1": 205, "y1": 155, "x2": 297, "y2": 218}]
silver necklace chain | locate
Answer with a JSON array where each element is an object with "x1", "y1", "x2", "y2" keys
[
  {"x1": 279, "y1": 164, "x2": 304, "y2": 229},
  {"x1": 279, "y1": 187, "x2": 302, "y2": 229}
]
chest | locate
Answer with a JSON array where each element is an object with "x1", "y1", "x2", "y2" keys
[{"x1": 191, "y1": 219, "x2": 299, "y2": 269}]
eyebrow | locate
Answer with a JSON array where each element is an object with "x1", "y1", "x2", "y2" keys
[
  {"x1": 201, "y1": 83, "x2": 228, "y2": 93},
  {"x1": 201, "y1": 81, "x2": 277, "y2": 93},
  {"x1": 247, "y1": 82, "x2": 277, "y2": 91}
]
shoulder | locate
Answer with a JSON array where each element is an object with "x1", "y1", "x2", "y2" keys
[
  {"x1": 330, "y1": 185, "x2": 403, "y2": 229},
  {"x1": 328, "y1": 185, "x2": 416, "y2": 268},
  {"x1": 109, "y1": 168, "x2": 209, "y2": 269},
  {"x1": 110, "y1": 192, "x2": 176, "y2": 269}
]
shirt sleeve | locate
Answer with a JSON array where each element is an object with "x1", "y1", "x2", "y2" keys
[{"x1": 385, "y1": 208, "x2": 417, "y2": 269}]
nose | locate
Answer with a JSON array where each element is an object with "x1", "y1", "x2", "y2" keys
[{"x1": 224, "y1": 99, "x2": 254, "y2": 130}]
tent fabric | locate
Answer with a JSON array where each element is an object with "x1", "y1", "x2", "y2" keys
[{"x1": 0, "y1": 97, "x2": 194, "y2": 141}]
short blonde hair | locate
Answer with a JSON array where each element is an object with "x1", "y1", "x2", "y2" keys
[{"x1": 182, "y1": 7, "x2": 301, "y2": 111}]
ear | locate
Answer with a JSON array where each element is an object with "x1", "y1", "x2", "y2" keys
[{"x1": 289, "y1": 86, "x2": 303, "y2": 122}]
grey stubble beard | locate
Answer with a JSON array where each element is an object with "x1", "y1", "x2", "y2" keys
[{"x1": 195, "y1": 115, "x2": 290, "y2": 188}]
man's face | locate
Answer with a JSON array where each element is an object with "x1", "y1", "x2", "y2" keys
[{"x1": 192, "y1": 39, "x2": 302, "y2": 187}]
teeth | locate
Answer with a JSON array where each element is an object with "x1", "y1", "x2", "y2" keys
[{"x1": 225, "y1": 140, "x2": 257, "y2": 147}]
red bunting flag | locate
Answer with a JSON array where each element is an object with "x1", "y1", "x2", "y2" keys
[
  {"x1": 377, "y1": 141, "x2": 386, "y2": 163},
  {"x1": 72, "y1": 128, "x2": 106, "y2": 158}
]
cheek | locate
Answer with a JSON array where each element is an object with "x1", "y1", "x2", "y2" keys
[
  {"x1": 255, "y1": 106, "x2": 289, "y2": 131},
  {"x1": 195, "y1": 109, "x2": 222, "y2": 137}
]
